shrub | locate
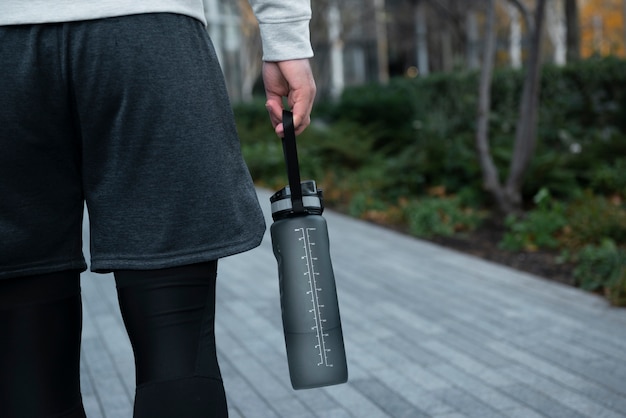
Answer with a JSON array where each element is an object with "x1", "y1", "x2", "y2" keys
[
  {"x1": 590, "y1": 158, "x2": 626, "y2": 197},
  {"x1": 560, "y1": 192, "x2": 626, "y2": 251},
  {"x1": 236, "y1": 57, "x2": 626, "y2": 213},
  {"x1": 574, "y1": 239, "x2": 626, "y2": 306},
  {"x1": 500, "y1": 188, "x2": 568, "y2": 252},
  {"x1": 233, "y1": 58, "x2": 626, "y2": 306},
  {"x1": 331, "y1": 80, "x2": 417, "y2": 152},
  {"x1": 404, "y1": 196, "x2": 484, "y2": 239}
]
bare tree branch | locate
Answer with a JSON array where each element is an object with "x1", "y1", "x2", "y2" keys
[
  {"x1": 475, "y1": 0, "x2": 514, "y2": 213},
  {"x1": 565, "y1": 0, "x2": 581, "y2": 62},
  {"x1": 506, "y1": 0, "x2": 533, "y2": 30},
  {"x1": 505, "y1": 0, "x2": 548, "y2": 207},
  {"x1": 424, "y1": 0, "x2": 474, "y2": 28}
]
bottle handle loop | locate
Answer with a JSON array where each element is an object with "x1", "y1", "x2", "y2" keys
[{"x1": 282, "y1": 110, "x2": 306, "y2": 214}]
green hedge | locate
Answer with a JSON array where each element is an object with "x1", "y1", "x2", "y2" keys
[
  {"x1": 236, "y1": 57, "x2": 626, "y2": 205},
  {"x1": 234, "y1": 57, "x2": 626, "y2": 304}
]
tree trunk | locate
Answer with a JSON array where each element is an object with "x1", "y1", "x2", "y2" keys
[
  {"x1": 546, "y1": 0, "x2": 566, "y2": 65},
  {"x1": 374, "y1": 0, "x2": 390, "y2": 83},
  {"x1": 504, "y1": 0, "x2": 548, "y2": 209},
  {"x1": 240, "y1": 35, "x2": 262, "y2": 102},
  {"x1": 508, "y1": 0, "x2": 533, "y2": 31},
  {"x1": 466, "y1": 10, "x2": 480, "y2": 70},
  {"x1": 509, "y1": 4, "x2": 523, "y2": 68},
  {"x1": 415, "y1": 0, "x2": 429, "y2": 76},
  {"x1": 564, "y1": 0, "x2": 580, "y2": 62},
  {"x1": 620, "y1": 0, "x2": 626, "y2": 52},
  {"x1": 476, "y1": 0, "x2": 512, "y2": 213},
  {"x1": 592, "y1": 15, "x2": 603, "y2": 54},
  {"x1": 441, "y1": 28, "x2": 453, "y2": 72},
  {"x1": 328, "y1": 0, "x2": 344, "y2": 99},
  {"x1": 237, "y1": 0, "x2": 262, "y2": 102}
]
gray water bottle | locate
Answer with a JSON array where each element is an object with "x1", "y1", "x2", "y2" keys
[{"x1": 269, "y1": 111, "x2": 348, "y2": 390}]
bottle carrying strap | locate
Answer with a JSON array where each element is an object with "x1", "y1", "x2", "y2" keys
[{"x1": 282, "y1": 110, "x2": 306, "y2": 214}]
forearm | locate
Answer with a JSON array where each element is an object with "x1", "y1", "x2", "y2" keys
[{"x1": 247, "y1": 0, "x2": 314, "y2": 61}]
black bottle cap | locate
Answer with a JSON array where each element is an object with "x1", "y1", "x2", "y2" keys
[{"x1": 270, "y1": 180, "x2": 324, "y2": 220}]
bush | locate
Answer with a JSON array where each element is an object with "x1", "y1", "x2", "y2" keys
[
  {"x1": 560, "y1": 192, "x2": 626, "y2": 251},
  {"x1": 331, "y1": 80, "x2": 417, "y2": 153},
  {"x1": 236, "y1": 57, "x2": 626, "y2": 211},
  {"x1": 500, "y1": 188, "x2": 568, "y2": 251},
  {"x1": 404, "y1": 196, "x2": 484, "y2": 239},
  {"x1": 574, "y1": 239, "x2": 626, "y2": 306},
  {"x1": 234, "y1": 58, "x2": 626, "y2": 304},
  {"x1": 590, "y1": 158, "x2": 626, "y2": 197}
]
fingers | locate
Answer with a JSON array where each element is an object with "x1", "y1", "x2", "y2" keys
[
  {"x1": 265, "y1": 98, "x2": 284, "y2": 135},
  {"x1": 290, "y1": 100, "x2": 313, "y2": 136},
  {"x1": 263, "y1": 59, "x2": 316, "y2": 137},
  {"x1": 284, "y1": 60, "x2": 315, "y2": 135},
  {"x1": 262, "y1": 61, "x2": 287, "y2": 136},
  {"x1": 266, "y1": 106, "x2": 311, "y2": 137}
]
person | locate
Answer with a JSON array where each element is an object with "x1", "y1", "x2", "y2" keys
[{"x1": 0, "y1": 1, "x2": 316, "y2": 417}]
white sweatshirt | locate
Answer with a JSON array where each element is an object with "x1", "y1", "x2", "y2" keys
[{"x1": 0, "y1": 0, "x2": 313, "y2": 61}]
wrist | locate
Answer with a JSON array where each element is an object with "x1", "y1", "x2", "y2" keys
[{"x1": 258, "y1": 20, "x2": 314, "y2": 61}]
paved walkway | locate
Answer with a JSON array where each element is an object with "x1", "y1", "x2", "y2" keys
[{"x1": 79, "y1": 189, "x2": 626, "y2": 418}]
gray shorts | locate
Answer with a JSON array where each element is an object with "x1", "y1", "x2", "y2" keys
[{"x1": 0, "y1": 13, "x2": 266, "y2": 279}]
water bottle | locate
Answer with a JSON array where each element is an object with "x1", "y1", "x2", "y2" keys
[{"x1": 269, "y1": 111, "x2": 348, "y2": 390}]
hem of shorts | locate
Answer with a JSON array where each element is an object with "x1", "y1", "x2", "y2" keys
[
  {"x1": 0, "y1": 260, "x2": 88, "y2": 280},
  {"x1": 90, "y1": 232, "x2": 264, "y2": 274}
]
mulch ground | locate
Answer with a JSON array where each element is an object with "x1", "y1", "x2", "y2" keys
[{"x1": 425, "y1": 218, "x2": 578, "y2": 287}]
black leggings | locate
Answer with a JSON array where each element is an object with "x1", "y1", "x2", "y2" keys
[
  {"x1": 0, "y1": 271, "x2": 84, "y2": 418},
  {"x1": 0, "y1": 262, "x2": 227, "y2": 418}
]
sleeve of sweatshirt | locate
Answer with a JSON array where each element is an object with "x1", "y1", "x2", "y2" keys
[{"x1": 248, "y1": 0, "x2": 314, "y2": 61}]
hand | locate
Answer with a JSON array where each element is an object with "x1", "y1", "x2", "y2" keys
[{"x1": 263, "y1": 59, "x2": 316, "y2": 136}]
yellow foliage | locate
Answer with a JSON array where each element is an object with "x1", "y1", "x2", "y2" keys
[{"x1": 580, "y1": 0, "x2": 626, "y2": 57}]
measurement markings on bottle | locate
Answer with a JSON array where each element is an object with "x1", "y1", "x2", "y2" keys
[{"x1": 296, "y1": 227, "x2": 333, "y2": 367}]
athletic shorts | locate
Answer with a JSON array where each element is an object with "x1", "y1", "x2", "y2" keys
[{"x1": 0, "y1": 13, "x2": 266, "y2": 279}]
